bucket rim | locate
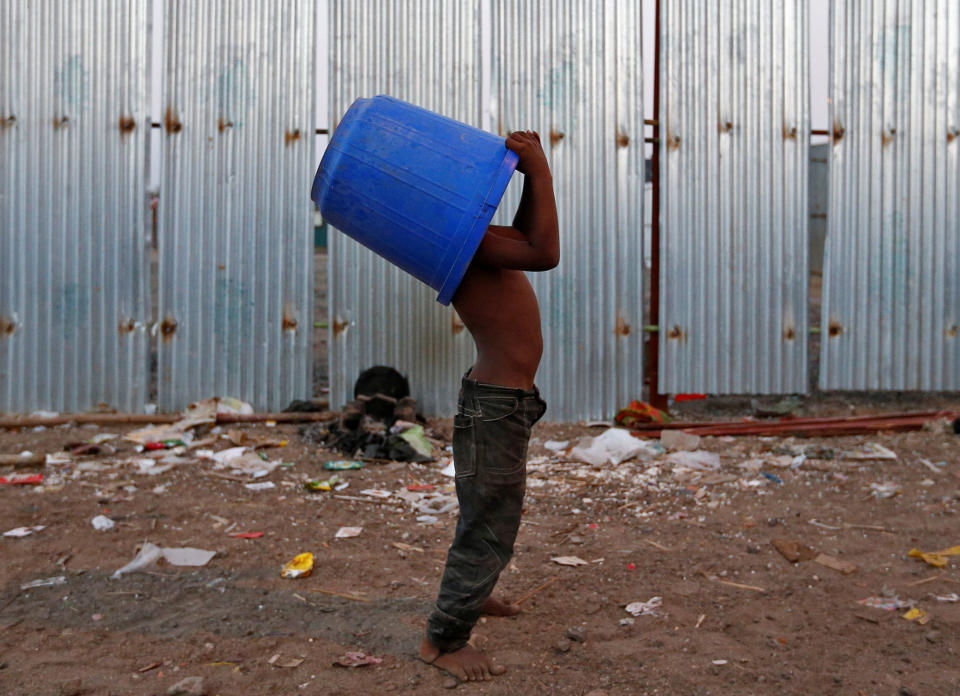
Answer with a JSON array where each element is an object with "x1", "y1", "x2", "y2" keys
[{"x1": 435, "y1": 148, "x2": 519, "y2": 305}]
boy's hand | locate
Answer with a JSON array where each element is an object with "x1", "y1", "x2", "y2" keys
[{"x1": 505, "y1": 130, "x2": 550, "y2": 176}]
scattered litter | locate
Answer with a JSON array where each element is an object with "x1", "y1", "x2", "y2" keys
[
  {"x1": 440, "y1": 460, "x2": 456, "y2": 477},
  {"x1": 335, "y1": 526, "x2": 363, "y2": 539},
  {"x1": 89, "y1": 433, "x2": 119, "y2": 445},
  {"x1": 3, "y1": 525, "x2": 46, "y2": 538},
  {"x1": 858, "y1": 596, "x2": 908, "y2": 611},
  {"x1": 0, "y1": 452, "x2": 46, "y2": 467},
  {"x1": 761, "y1": 472, "x2": 785, "y2": 485},
  {"x1": 125, "y1": 424, "x2": 191, "y2": 446},
  {"x1": 551, "y1": 556, "x2": 589, "y2": 567},
  {"x1": 333, "y1": 651, "x2": 383, "y2": 668},
  {"x1": 130, "y1": 458, "x2": 176, "y2": 476},
  {"x1": 304, "y1": 476, "x2": 345, "y2": 492},
  {"x1": 210, "y1": 446, "x2": 247, "y2": 466},
  {"x1": 143, "y1": 439, "x2": 185, "y2": 451},
  {"x1": 225, "y1": 430, "x2": 286, "y2": 449},
  {"x1": 843, "y1": 443, "x2": 898, "y2": 461},
  {"x1": 323, "y1": 460, "x2": 365, "y2": 471},
  {"x1": 414, "y1": 496, "x2": 458, "y2": 515},
  {"x1": 711, "y1": 659, "x2": 729, "y2": 666},
  {"x1": 360, "y1": 489, "x2": 393, "y2": 499},
  {"x1": 813, "y1": 553, "x2": 857, "y2": 574},
  {"x1": 281, "y1": 552, "x2": 314, "y2": 579},
  {"x1": 0, "y1": 474, "x2": 44, "y2": 485},
  {"x1": 619, "y1": 617, "x2": 635, "y2": 626},
  {"x1": 159, "y1": 547, "x2": 217, "y2": 566},
  {"x1": 398, "y1": 425, "x2": 436, "y2": 460},
  {"x1": 20, "y1": 576, "x2": 67, "y2": 590},
  {"x1": 91, "y1": 515, "x2": 116, "y2": 531},
  {"x1": 267, "y1": 654, "x2": 305, "y2": 668},
  {"x1": 615, "y1": 400, "x2": 670, "y2": 427},
  {"x1": 112, "y1": 542, "x2": 216, "y2": 578},
  {"x1": 771, "y1": 539, "x2": 817, "y2": 563},
  {"x1": 908, "y1": 544, "x2": 960, "y2": 568},
  {"x1": 165, "y1": 675, "x2": 206, "y2": 696},
  {"x1": 244, "y1": 481, "x2": 276, "y2": 491},
  {"x1": 918, "y1": 458, "x2": 946, "y2": 474},
  {"x1": 737, "y1": 459, "x2": 764, "y2": 472},
  {"x1": 112, "y1": 544, "x2": 163, "y2": 578},
  {"x1": 392, "y1": 542, "x2": 424, "y2": 553},
  {"x1": 660, "y1": 430, "x2": 701, "y2": 451},
  {"x1": 209, "y1": 447, "x2": 280, "y2": 477},
  {"x1": 902, "y1": 607, "x2": 929, "y2": 624},
  {"x1": 543, "y1": 440, "x2": 570, "y2": 453},
  {"x1": 569, "y1": 428, "x2": 661, "y2": 466},
  {"x1": 763, "y1": 454, "x2": 805, "y2": 469},
  {"x1": 665, "y1": 450, "x2": 721, "y2": 471},
  {"x1": 935, "y1": 593, "x2": 959, "y2": 603},
  {"x1": 229, "y1": 532, "x2": 264, "y2": 539},
  {"x1": 870, "y1": 481, "x2": 901, "y2": 499},
  {"x1": 809, "y1": 519, "x2": 842, "y2": 531},
  {"x1": 625, "y1": 596, "x2": 663, "y2": 616}
]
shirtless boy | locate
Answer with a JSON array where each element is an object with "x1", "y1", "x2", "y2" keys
[{"x1": 419, "y1": 130, "x2": 560, "y2": 682}]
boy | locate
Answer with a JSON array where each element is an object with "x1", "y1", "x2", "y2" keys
[{"x1": 419, "y1": 130, "x2": 560, "y2": 682}]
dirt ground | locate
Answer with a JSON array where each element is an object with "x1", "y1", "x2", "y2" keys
[{"x1": 2, "y1": 403, "x2": 960, "y2": 696}]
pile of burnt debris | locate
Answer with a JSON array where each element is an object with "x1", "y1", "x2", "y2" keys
[{"x1": 302, "y1": 366, "x2": 437, "y2": 462}]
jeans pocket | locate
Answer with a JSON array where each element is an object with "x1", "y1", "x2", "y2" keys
[
  {"x1": 477, "y1": 395, "x2": 519, "y2": 422},
  {"x1": 452, "y1": 414, "x2": 476, "y2": 478}
]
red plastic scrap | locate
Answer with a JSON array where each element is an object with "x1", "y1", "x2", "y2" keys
[
  {"x1": 0, "y1": 474, "x2": 43, "y2": 485},
  {"x1": 229, "y1": 532, "x2": 265, "y2": 539},
  {"x1": 334, "y1": 651, "x2": 383, "y2": 668},
  {"x1": 615, "y1": 400, "x2": 671, "y2": 427}
]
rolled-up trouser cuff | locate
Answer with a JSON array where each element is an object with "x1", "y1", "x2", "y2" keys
[{"x1": 426, "y1": 606, "x2": 473, "y2": 652}]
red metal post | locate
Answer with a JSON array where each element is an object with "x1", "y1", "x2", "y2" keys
[{"x1": 646, "y1": 0, "x2": 668, "y2": 412}]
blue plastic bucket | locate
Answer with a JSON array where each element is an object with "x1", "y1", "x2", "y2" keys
[{"x1": 311, "y1": 96, "x2": 518, "y2": 305}]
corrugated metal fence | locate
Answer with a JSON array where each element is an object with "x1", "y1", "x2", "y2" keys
[
  {"x1": 327, "y1": 0, "x2": 485, "y2": 418},
  {"x1": 821, "y1": 0, "x2": 960, "y2": 390},
  {"x1": 2, "y1": 0, "x2": 958, "y2": 418},
  {"x1": 0, "y1": 1, "x2": 150, "y2": 413},
  {"x1": 327, "y1": 0, "x2": 645, "y2": 421},
  {"x1": 659, "y1": 0, "x2": 809, "y2": 394},
  {"x1": 157, "y1": 0, "x2": 315, "y2": 411}
]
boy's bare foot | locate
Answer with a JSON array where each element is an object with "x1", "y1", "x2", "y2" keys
[
  {"x1": 419, "y1": 638, "x2": 507, "y2": 682},
  {"x1": 482, "y1": 595, "x2": 521, "y2": 617}
]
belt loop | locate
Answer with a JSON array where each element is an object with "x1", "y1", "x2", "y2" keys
[{"x1": 461, "y1": 374, "x2": 478, "y2": 416}]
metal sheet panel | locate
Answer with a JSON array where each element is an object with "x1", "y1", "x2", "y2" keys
[
  {"x1": 0, "y1": 0, "x2": 150, "y2": 413},
  {"x1": 821, "y1": 0, "x2": 960, "y2": 390},
  {"x1": 492, "y1": 0, "x2": 645, "y2": 421},
  {"x1": 158, "y1": 0, "x2": 315, "y2": 411},
  {"x1": 328, "y1": 0, "x2": 486, "y2": 417},
  {"x1": 659, "y1": 0, "x2": 810, "y2": 394},
  {"x1": 328, "y1": 0, "x2": 644, "y2": 421}
]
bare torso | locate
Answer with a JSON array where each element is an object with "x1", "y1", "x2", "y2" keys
[{"x1": 452, "y1": 262, "x2": 543, "y2": 390}]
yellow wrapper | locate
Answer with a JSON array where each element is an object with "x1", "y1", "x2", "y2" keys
[
  {"x1": 908, "y1": 544, "x2": 960, "y2": 568},
  {"x1": 281, "y1": 552, "x2": 314, "y2": 579}
]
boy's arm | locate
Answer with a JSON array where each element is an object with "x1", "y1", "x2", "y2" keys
[{"x1": 472, "y1": 131, "x2": 559, "y2": 271}]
